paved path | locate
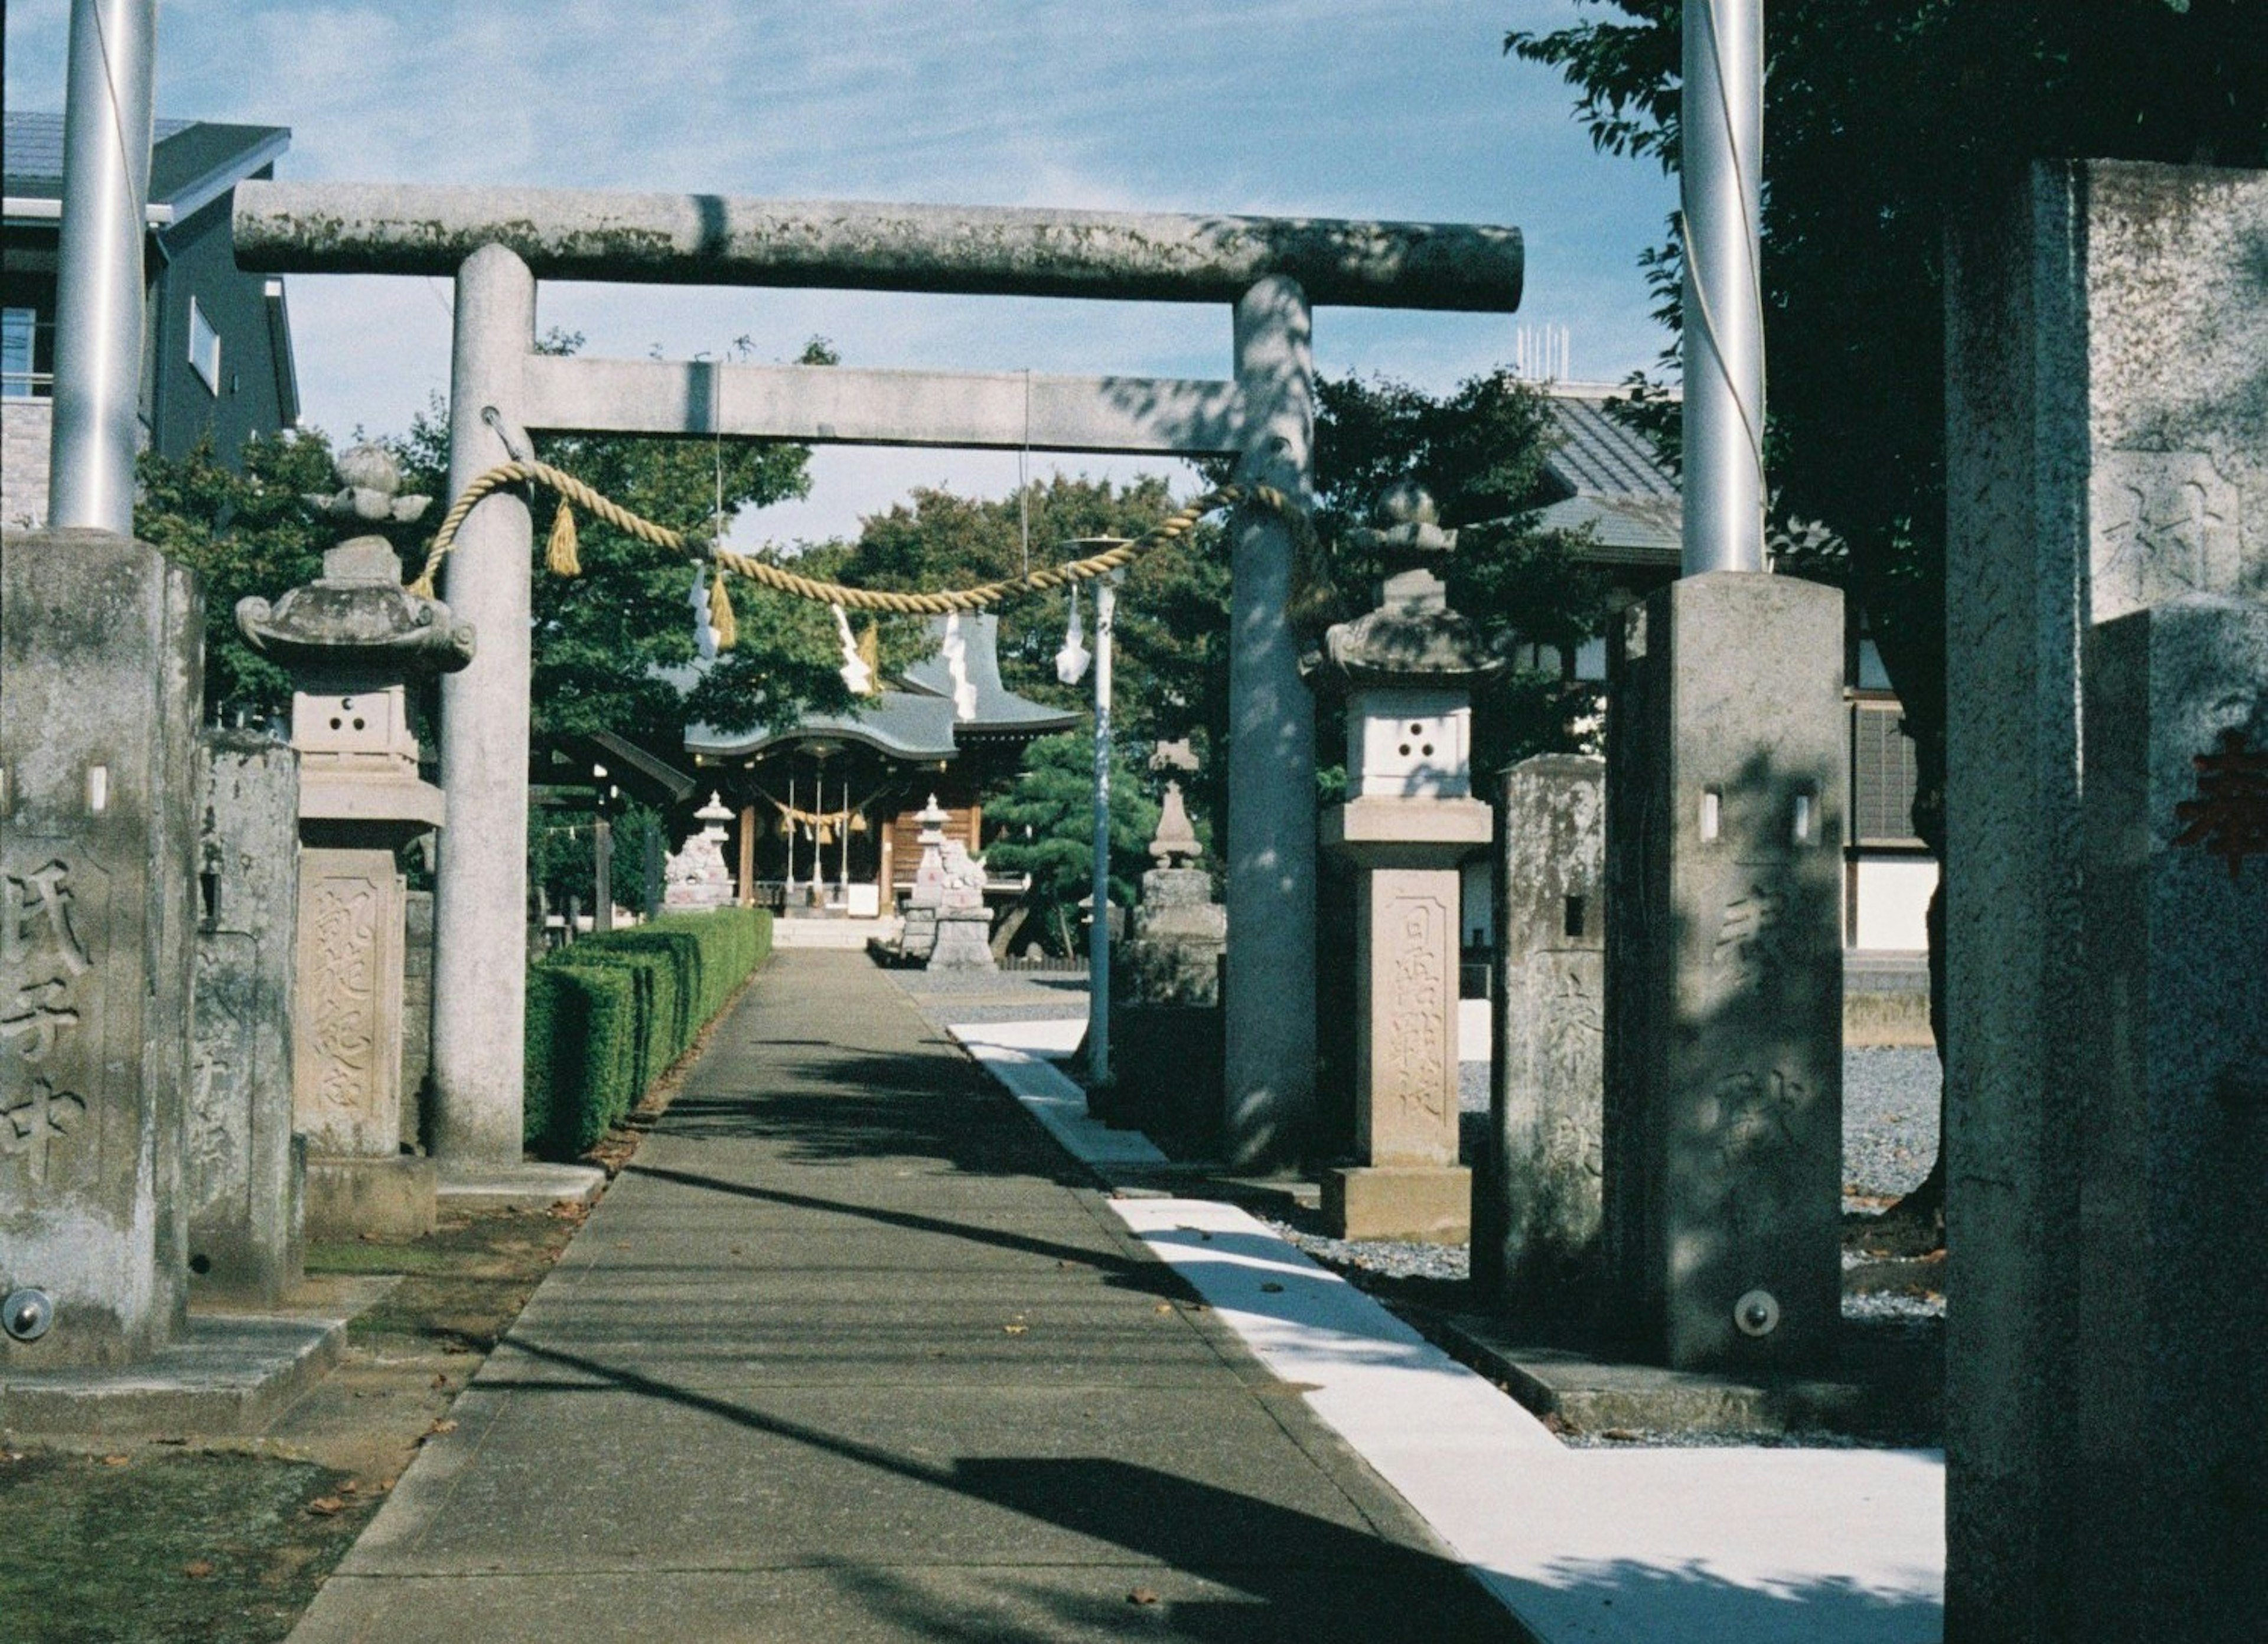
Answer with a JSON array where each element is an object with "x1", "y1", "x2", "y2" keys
[{"x1": 291, "y1": 951, "x2": 1520, "y2": 1643}]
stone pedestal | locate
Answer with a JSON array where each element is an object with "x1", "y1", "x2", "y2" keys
[
  {"x1": 1321, "y1": 799, "x2": 1492, "y2": 1241},
  {"x1": 1943, "y1": 161, "x2": 2268, "y2": 1644},
  {"x1": 2068, "y1": 595, "x2": 2267, "y2": 1642},
  {"x1": 1602, "y1": 571, "x2": 1845, "y2": 1372},
  {"x1": 188, "y1": 732, "x2": 305, "y2": 1305},
  {"x1": 1474, "y1": 755, "x2": 1605, "y2": 1316},
  {"x1": 294, "y1": 846, "x2": 432, "y2": 1239},
  {"x1": 2, "y1": 529, "x2": 201, "y2": 1369},
  {"x1": 1119, "y1": 866, "x2": 1226, "y2": 1006},
  {"x1": 926, "y1": 835, "x2": 996, "y2": 972}
]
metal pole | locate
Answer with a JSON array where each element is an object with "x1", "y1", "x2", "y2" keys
[
  {"x1": 1680, "y1": 0, "x2": 1765, "y2": 576},
  {"x1": 592, "y1": 817, "x2": 613, "y2": 933},
  {"x1": 1088, "y1": 575, "x2": 1117, "y2": 1088},
  {"x1": 839, "y1": 777, "x2": 851, "y2": 902},
  {"x1": 47, "y1": 0, "x2": 157, "y2": 533}
]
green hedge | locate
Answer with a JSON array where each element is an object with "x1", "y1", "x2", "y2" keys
[{"x1": 524, "y1": 907, "x2": 771, "y2": 1156}]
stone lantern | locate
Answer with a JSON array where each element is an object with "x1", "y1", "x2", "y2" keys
[
  {"x1": 1313, "y1": 482, "x2": 1503, "y2": 1241},
  {"x1": 237, "y1": 447, "x2": 472, "y2": 1240}
]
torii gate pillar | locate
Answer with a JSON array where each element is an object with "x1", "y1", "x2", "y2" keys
[{"x1": 429, "y1": 245, "x2": 537, "y2": 1173}]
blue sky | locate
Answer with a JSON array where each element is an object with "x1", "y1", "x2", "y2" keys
[{"x1": 5, "y1": 1, "x2": 1674, "y2": 544}]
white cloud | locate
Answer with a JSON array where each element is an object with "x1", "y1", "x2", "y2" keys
[{"x1": 5, "y1": 0, "x2": 1673, "y2": 536}]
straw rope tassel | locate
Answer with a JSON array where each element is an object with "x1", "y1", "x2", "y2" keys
[
  {"x1": 708, "y1": 570, "x2": 739, "y2": 651},
  {"x1": 545, "y1": 501, "x2": 581, "y2": 577}
]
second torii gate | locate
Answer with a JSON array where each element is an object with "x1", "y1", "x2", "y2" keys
[{"x1": 233, "y1": 181, "x2": 1524, "y2": 1180}]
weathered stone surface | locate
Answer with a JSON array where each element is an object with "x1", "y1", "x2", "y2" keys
[
  {"x1": 234, "y1": 180, "x2": 1526, "y2": 311},
  {"x1": 1223, "y1": 276, "x2": 1318, "y2": 1170},
  {"x1": 294, "y1": 846, "x2": 408, "y2": 1159},
  {"x1": 1, "y1": 528, "x2": 201, "y2": 1369},
  {"x1": 927, "y1": 908, "x2": 995, "y2": 971},
  {"x1": 1475, "y1": 755, "x2": 1605, "y2": 1315},
  {"x1": 664, "y1": 797, "x2": 737, "y2": 912},
  {"x1": 1118, "y1": 867, "x2": 1226, "y2": 1007},
  {"x1": 2067, "y1": 595, "x2": 2267, "y2": 1642},
  {"x1": 1942, "y1": 161, "x2": 2268, "y2": 1644},
  {"x1": 188, "y1": 732, "x2": 304, "y2": 1306},
  {"x1": 304, "y1": 1153, "x2": 436, "y2": 1242},
  {"x1": 399, "y1": 888, "x2": 433, "y2": 1150},
  {"x1": 1322, "y1": 1163, "x2": 1472, "y2": 1244},
  {"x1": 1602, "y1": 571, "x2": 1845, "y2": 1373}
]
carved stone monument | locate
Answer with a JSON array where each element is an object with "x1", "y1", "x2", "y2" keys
[
  {"x1": 663, "y1": 794, "x2": 738, "y2": 912},
  {"x1": 1474, "y1": 754, "x2": 1605, "y2": 1316},
  {"x1": 2, "y1": 528, "x2": 202, "y2": 1369},
  {"x1": 187, "y1": 730, "x2": 305, "y2": 1305},
  {"x1": 239, "y1": 452, "x2": 472, "y2": 1241},
  {"x1": 1312, "y1": 484, "x2": 1500, "y2": 1241},
  {"x1": 928, "y1": 836, "x2": 996, "y2": 971},
  {"x1": 1944, "y1": 159, "x2": 2268, "y2": 1644},
  {"x1": 1119, "y1": 782, "x2": 1226, "y2": 1006},
  {"x1": 1601, "y1": 569, "x2": 1845, "y2": 1372}
]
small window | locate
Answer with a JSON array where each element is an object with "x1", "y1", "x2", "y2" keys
[
  {"x1": 187, "y1": 296, "x2": 221, "y2": 394},
  {"x1": 2, "y1": 307, "x2": 44, "y2": 398}
]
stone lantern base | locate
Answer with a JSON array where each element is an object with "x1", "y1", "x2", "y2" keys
[{"x1": 1324, "y1": 1163, "x2": 1472, "y2": 1244}]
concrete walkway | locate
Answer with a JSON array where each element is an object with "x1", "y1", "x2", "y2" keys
[{"x1": 289, "y1": 951, "x2": 1521, "y2": 1643}]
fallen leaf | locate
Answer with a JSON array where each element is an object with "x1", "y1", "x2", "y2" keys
[
  {"x1": 428, "y1": 1419, "x2": 458, "y2": 1435},
  {"x1": 442, "y1": 1342, "x2": 470, "y2": 1355},
  {"x1": 1128, "y1": 1587, "x2": 1160, "y2": 1606},
  {"x1": 307, "y1": 1496, "x2": 344, "y2": 1516},
  {"x1": 1153, "y1": 1303, "x2": 1174, "y2": 1314},
  {"x1": 100, "y1": 1454, "x2": 130, "y2": 1467},
  {"x1": 182, "y1": 1561, "x2": 215, "y2": 1580},
  {"x1": 338, "y1": 1480, "x2": 361, "y2": 1496},
  {"x1": 432, "y1": 1373, "x2": 450, "y2": 1388},
  {"x1": 1602, "y1": 1428, "x2": 1642, "y2": 1443},
  {"x1": 1003, "y1": 1324, "x2": 1028, "y2": 1336}
]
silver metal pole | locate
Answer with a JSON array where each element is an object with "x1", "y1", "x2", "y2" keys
[
  {"x1": 47, "y1": 0, "x2": 157, "y2": 533},
  {"x1": 838, "y1": 775, "x2": 850, "y2": 901},
  {"x1": 1087, "y1": 575, "x2": 1117, "y2": 1088},
  {"x1": 786, "y1": 772, "x2": 798, "y2": 896},
  {"x1": 1680, "y1": 0, "x2": 1765, "y2": 576}
]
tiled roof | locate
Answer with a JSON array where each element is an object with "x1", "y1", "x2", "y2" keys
[
  {"x1": 1541, "y1": 390, "x2": 1678, "y2": 501},
  {"x1": 4, "y1": 112, "x2": 285, "y2": 210}
]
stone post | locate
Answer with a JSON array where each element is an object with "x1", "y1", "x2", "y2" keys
[
  {"x1": 239, "y1": 467, "x2": 475, "y2": 1241},
  {"x1": 1312, "y1": 485, "x2": 1500, "y2": 1241},
  {"x1": 187, "y1": 731, "x2": 304, "y2": 1306},
  {"x1": 2070, "y1": 596, "x2": 2266, "y2": 1642},
  {"x1": 2, "y1": 528, "x2": 201, "y2": 1368},
  {"x1": 1943, "y1": 160, "x2": 2268, "y2": 1643},
  {"x1": 1223, "y1": 275, "x2": 1318, "y2": 1169},
  {"x1": 432, "y1": 243, "x2": 535, "y2": 1172},
  {"x1": 1601, "y1": 571, "x2": 1845, "y2": 1372},
  {"x1": 898, "y1": 794, "x2": 947, "y2": 961},
  {"x1": 1474, "y1": 754, "x2": 1605, "y2": 1316}
]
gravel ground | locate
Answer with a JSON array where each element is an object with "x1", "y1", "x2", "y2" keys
[{"x1": 888, "y1": 963, "x2": 1946, "y2": 1323}]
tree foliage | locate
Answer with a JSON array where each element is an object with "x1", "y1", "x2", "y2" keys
[
  {"x1": 1508, "y1": 0, "x2": 2268, "y2": 852},
  {"x1": 982, "y1": 732, "x2": 1160, "y2": 955}
]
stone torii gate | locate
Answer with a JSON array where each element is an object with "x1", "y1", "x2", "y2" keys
[{"x1": 232, "y1": 181, "x2": 1524, "y2": 1177}]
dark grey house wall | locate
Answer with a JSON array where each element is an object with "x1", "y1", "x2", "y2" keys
[{"x1": 148, "y1": 170, "x2": 289, "y2": 464}]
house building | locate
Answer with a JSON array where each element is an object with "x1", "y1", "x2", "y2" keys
[{"x1": 3, "y1": 111, "x2": 298, "y2": 529}]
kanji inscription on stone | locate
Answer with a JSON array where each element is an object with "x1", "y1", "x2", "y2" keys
[
  {"x1": 2172, "y1": 728, "x2": 2268, "y2": 880},
  {"x1": 2, "y1": 1077, "x2": 86, "y2": 1185}
]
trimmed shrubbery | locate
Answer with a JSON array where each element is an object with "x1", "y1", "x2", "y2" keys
[{"x1": 523, "y1": 908, "x2": 772, "y2": 1156}]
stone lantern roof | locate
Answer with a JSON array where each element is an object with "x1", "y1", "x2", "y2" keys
[
  {"x1": 1313, "y1": 481, "x2": 1504, "y2": 694},
  {"x1": 235, "y1": 537, "x2": 474, "y2": 683}
]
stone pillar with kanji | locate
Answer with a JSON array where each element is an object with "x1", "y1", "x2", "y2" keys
[
  {"x1": 1312, "y1": 484, "x2": 1500, "y2": 1241},
  {"x1": 2, "y1": 527, "x2": 204, "y2": 1369},
  {"x1": 238, "y1": 449, "x2": 474, "y2": 1241}
]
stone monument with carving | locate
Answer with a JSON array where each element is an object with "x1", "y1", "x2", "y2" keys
[
  {"x1": 238, "y1": 446, "x2": 472, "y2": 1240},
  {"x1": 928, "y1": 834, "x2": 996, "y2": 971},
  {"x1": 1120, "y1": 781, "x2": 1226, "y2": 1006},
  {"x1": 663, "y1": 794, "x2": 738, "y2": 912},
  {"x1": 1311, "y1": 483, "x2": 1501, "y2": 1241}
]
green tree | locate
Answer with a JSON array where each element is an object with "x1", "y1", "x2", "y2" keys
[
  {"x1": 983, "y1": 732, "x2": 1160, "y2": 956},
  {"x1": 392, "y1": 333, "x2": 852, "y2": 748},
  {"x1": 135, "y1": 427, "x2": 342, "y2": 719},
  {"x1": 1507, "y1": 0, "x2": 2267, "y2": 1228}
]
